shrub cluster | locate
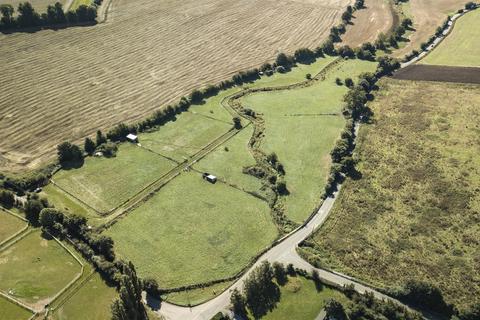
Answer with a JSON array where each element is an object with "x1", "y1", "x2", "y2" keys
[{"x1": 0, "y1": 1, "x2": 100, "y2": 31}]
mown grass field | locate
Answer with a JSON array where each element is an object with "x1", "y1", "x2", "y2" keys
[
  {"x1": 259, "y1": 276, "x2": 347, "y2": 320},
  {"x1": 41, "y1": 184, "x2": 97, "y2": 219},
  {"x1": 0, "y1": 296, "x2": 32, "y2": 320},
  {"x1": 241, "y1": 59, "x2": 377, "y2": 223},
  {"x1": 70, "y1": 0, "x2": 91, "y2": 10},
  {"x1": 53, "y1": 143, "x2": 176, "y2": 213},
  {"x1": 105, "y1": 172, "x2": 277, "y2": 288},
  {"x1": 138, "y1": 112, "x2": 232, "y2": 162},
  {"x1": 194, "y1": 125, "x2": 265, "y2": 195},
  {"x1": 300, "y1": 79, "x2": 480, "y2": 311},
  {"x1": 422, "y1": 8, "x2": 480, "y2": 67},
  {"x1": 0, "y1": 230, "x2": 81, "y2": 305},
  {"x1": 52, "y1": 273, "x2": 117, "y2": 320},
  {"x1": 0, "y1": 209, "x2": 26, "y2": 244}
]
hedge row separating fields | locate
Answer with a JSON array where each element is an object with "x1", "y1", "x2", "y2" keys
[{"x1": 0, "y1": 1, "x2": 102, "y2": 33}]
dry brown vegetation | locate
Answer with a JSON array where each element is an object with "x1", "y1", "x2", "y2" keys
[
  {"x1": 393, "y1": 0, "x2": 466, "y2": 57},
  {"x1": 342, "y1": 0, "x2": 395, "y2": 47},
  {"x1": 0, "y1": 0, "x2": 355, "y2": 172}
]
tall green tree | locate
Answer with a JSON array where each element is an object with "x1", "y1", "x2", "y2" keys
[
  {"x1": 17, "y1": 2, "x2": 40, "y2": 28},
  {"x1": 84, "y1": 137, "x2": 96, "y2": 154},
  {"x1": 0, "y1": 4, "x2": 15, "y2": 28},
  {"x1": 324, "y1": 299, "x2": 347, "y2": 320},
  {"x1": 111, "y1": 262, "x2": 148, "y2": 320}
]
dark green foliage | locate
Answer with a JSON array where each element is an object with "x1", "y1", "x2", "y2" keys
[
  {"x1": 96, "y1": 130, "x2": 107, "y2": 146},
  {"x1": 75, "y1": 4, "x2": 96, "y2": 22},
  {"x1": 232, "y1": 69, "x2": 260, "y2": 85},
  {"x1": 84, "y1": 137, "x2": 96, "y2": 154},
  {"x1": 338, "y1": 45, "x2": 355, "y2": 58},
  {"x1": 286, "y1": 263, "x2": 296, "y2": 276},
  {"x1": 230, "y1": 288, "x2": 247, "y2": 318},
  {"x1": 233, "y1": 116, "x2": 242, "y2": 129},
  {"x1": 273, "y1": 262, "x2": 287, "y2": 285},
  {"x1": 25, "y1": 198, "x2": 46, "y2": 224},
  {"x1": 46, "y1": 2, "x2": 66, "y2": 25},
  {"x1": 294, "y1": 48, "x2": 315, "y2": 63},
  {"x1": 39, "y1": 208, "x2": 64, "y2": 230},
  {"x1": 354, "y1": 0, "x2": 364, "y2": 9},
  {"x1": 276, "y1": 180, "x2": 288, "y2": 195},
  {"x1": 57, "y1": 142, "x2": 83, "y2": 165},
  {"x1": 211, "y1": 312, "x2": 230, "y2": 320},
  {"x1": 0, "y1": 4, "x2": 15, "y2": 28},
  {"x1": 275, "y1": 52, "x2": 294, "y2": 68},
  {"x1": 91, "y1": 234, "x2": 115, "y2": 261},
  {"x1": 189, "y1": 89, "x2": 204, "y2": 104},
  {"x1": 344, "y1": 78, "x2": 354, "y2": 88},
  {"x1": 322, "y1": 39, "x2": 336, "y2": 55},
  {"x1": 97, "y1": 142, "x2": 118, "y2": 157},
  {"x1": 325, "y1": 299, "x2": 348, "y2": 320},
  {"x1": 107, "y1": 123, "x2": 132, "y2": 142},
  {"x1": 111, "y1": 261, "x2": 148, "y2": 320},
  {"x1": 0, "y1": 189, "x2": 15, "y2": 208},
  {"x1": 143, "y1": 277, "x2": 161, "y2": 297},
  {"x1": 306, "y1": 73, "x2": 312, "y2": 80},
  {"x1": 376, "y1": 56, "x2": 400, "y2": 77},
  {"x1": 336, "y1": 77, "x2": 343, "y2": 85},
  {"x1": 243, "y1": 261, "x2": 280, "y2": 318},
  {"x1": 465, "y1": 2, "x2": 477, "y2": 10},
  {"x1": 17, "y1": 2, "x2": 41, "y2": 28},
  {"x1": 311, "y1": 269, "x2": 323, "y2": 291}
]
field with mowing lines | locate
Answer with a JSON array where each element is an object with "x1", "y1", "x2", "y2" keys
[
  {"x1": 0, "y1": 0, "x2": 351, "y2": 172},
  {"x1": 105, "y1": 172, "x2": 277, "y2": 288},
  {"x1": 139, "y1": 112, "x2": 232, "y2": 162},
  {"x1": 41, "y1": 184, "x2": 97, "y2": 220},
  {"x1": 0, "y1": 230, "x2": 81, "y2": 306},
  {"x1": 393, "y1": 0, "x2": 466, "y2": 58},
  {"x1": 0, "y1": 0, "x2": 66, "y2": 13},
  {"x1": 52, "y1": 143, "x2": 176, "y2": 213},
  {"x1": 342, "y1": 0, "x2": 395, "y2": 48},
  {"x1": 300, "y1": 79, "x2": 480, "y2": 311},
  {"x1": 0, "y1": 296, "x2": 33, "y2": 320},
  {"x1": 162, "y1": 280, "x2": 234, "y2": 306},
  {"x1": 241, "y1": 59, "x2": 376, "y2": 223},
  {"x1": 0, "y1": 209, "x2": 26, "y2": 243},
  {"x1": 421, "y1": 8, "x2": 480, "y2": 67},
  {"x1": 52, "y1": 273, "x2": 117, "y2": 320}
]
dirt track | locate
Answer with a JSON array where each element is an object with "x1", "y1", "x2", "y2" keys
[
  {"x1": 393, "y1": 64, "x2": 480, "y2": 84},
  {"x1": 0, "y1": 0, "x2": 354, "y2": 172}
]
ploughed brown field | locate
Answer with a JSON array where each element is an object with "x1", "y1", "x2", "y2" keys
[
  {"x1": 393, "y1": 64, "x2": 480, "y2": 84},
  {"x1": 0, "y1": 0, "x2": 363, "y2": 172}
]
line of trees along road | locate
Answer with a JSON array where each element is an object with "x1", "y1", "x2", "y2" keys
[{"x1": 0, "y1": 1, "x2": 99, "y2": 31}]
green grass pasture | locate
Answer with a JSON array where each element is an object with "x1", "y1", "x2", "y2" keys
[
  {"x1": 105, "y1": 172, "x2": 277, "y2": 288},
  {"x1": 0, "y1": 296, "x2": 33, "y2": 320},
  {"x1": 241, "y1": 59, "x2": 376, "y2": 223},
  {"x1": 0, "y1": 230, "x2": 81, "y2": 304},
  {"x1": 53, "y1": 143, "x2": 176, "y2": 213},
  {"x1": 422, "y1": 9, "x2": 480, "y2": 67},
  {"x1": 0, "y1": 209, "x2": 26, "y2": 244},
  {"x1": 139, "y1": 112, "x2": 232, "y2": 162},
  {"x1": 52, "y1": 273, "x2": 117, "y2": 320},
  {"x1": 162, "y1": 280, "x2": 234, "y2": 306},
  {"x1": 300, "y1": 79, "x2": 480, "y2": 311}
]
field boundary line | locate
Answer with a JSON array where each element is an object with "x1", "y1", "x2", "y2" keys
[
  {"x1": 0, "y1": 228, "x2": 34, "y2": 252},
  {"x1": 0, "y1": 207, "x2": 29, "y2": 248},
  {"x1": 0, "y1": 291, "x2": 36, "y2": 314},
  {"x1": 49, "y1": 269, "x2": 97, "y2": 312},
  {"x1": 49, "y1": 179, "x2": 105, "y2": 215}
]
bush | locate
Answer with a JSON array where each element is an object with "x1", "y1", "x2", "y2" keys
[
  {"x1": 0, "y1": 189, "x2": 15, "y2": 208},
  {"x1": 306, "y1": 73, "x2": 312, "y2": 80},
  {"x1": 57, "y1": 142, "x2": 83, "y2": 165},
  {"x1": 294, "y1": 48, "x2": 315, "y2": 63},
  {"x1": 143, "y1": 277, "x2": 161, "y2": 296},
  {"x1": 344, "y1": 78, "x2": 354, "y2": 88},
  {"x1": 275, "y1": 52, "x2": 294, "y2": 68},
  {"x1": 465, "y1": 2, "x2": 477, "y2": 10}
]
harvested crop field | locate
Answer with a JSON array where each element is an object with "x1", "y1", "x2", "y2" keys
[
  {"x1": 393, "y1": 0, "x2": 466, "y2": 58},
  {"x1": 0, "y1": 0, "x2": 351, "y2": 172},
  {"x1": 341, "y1": 0, "x2": 395, "y2": 48},
  {"x1": 393, "y1": 64, "x2": 480, "y2": 84}
]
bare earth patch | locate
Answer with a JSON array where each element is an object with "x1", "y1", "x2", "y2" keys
[
  {"x1": 393, "y1": 64, "x2": 480, "y2": 84},
  {"x1": 0, "y1": 0, "x2": 351, "y2": 172}
]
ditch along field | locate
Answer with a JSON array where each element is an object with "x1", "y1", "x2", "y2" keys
[
  {"x1": 0, "y1": 0, "x2": 354, "y2": 172},
  {"x1": 421, "y1": 8, "x2": 480, "y2": 67},
  {"x1": 299, "y1": 79, "x2": 480, "y2": 312},
  {"x1": 0, "y1": 229, "x2": 82, "y2": 309},
  {"x1": 392, "y1": 0, "x2": 467, "y2": 58},
  {"x1": 45, "y1": 55, "x2": 376, "y2": 303}
]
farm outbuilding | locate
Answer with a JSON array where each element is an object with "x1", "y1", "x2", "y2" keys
[
  {"x1": 126, "y1": 134, "x2": 138, "y2": 143},
  {"x1": 202, "y1": 172, "x2": 217, "y2": 184}
]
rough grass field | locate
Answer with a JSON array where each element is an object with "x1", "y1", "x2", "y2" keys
[
  {"x1": 393, "y1": 0, "x2": 466, "y2": 58},
  {"x1": 53, "y1": 143, "x2": 176, "y2": 213},
  {"x1": 241, "y1": 59, "x2": 376, "y2": 223},
  {"x1": 299, "y1": 79, "x2": 480, "y2": 311},
  {"x1": 0, "y1": 230, "x2": 81, "y2": 306},
  {"x1": 51, "y1": 273, "x2": 117, "y2": 320},
  {"x1": 421, "y1": 9, "x2": 480, "y2": 67},
  {"x1": 161, "y1": 280, "x2": 234, "y2": 306},
  {"x1": 259, "y1": 276, "x2": 347, "y2": 320},
  {"x1": 0, "y1": 209, "x2": 26, "y2": 244},
  {"x1": 69, "y1": 0, "x2": 91, "y2": 10},
  {"x1": 0, "y1": 296, "x2": 32, "y2": 320},
  {"x1": 41, "y1": 184, "x2": 98, "y2": 220},
  {"x1": 105, "y1": 171, "x2": 277, "y2": 288},
  {"x1": 0, "y1": 0, "x2": 352, "y2": 172}
]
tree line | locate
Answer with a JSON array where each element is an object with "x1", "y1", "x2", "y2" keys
[{"x1": 0, "y1": 1, "x2": 100, "y2": 31}]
